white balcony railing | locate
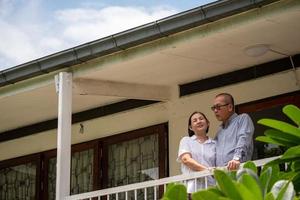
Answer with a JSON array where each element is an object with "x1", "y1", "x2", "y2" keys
[{"x1": 65, "y1": 156, "x2": 280, "y2": 200}]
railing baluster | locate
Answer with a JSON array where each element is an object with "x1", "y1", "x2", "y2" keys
[
  {"x1": 144, "y1": 187, "x2": 147, "y2": 200},
  {"x1": 64, "y1": 156, "x2": 279, "y2": 200}
]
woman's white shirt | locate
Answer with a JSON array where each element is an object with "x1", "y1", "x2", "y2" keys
[{"x1": 177, "y1": 135, "x2": 216, "y2": 193}]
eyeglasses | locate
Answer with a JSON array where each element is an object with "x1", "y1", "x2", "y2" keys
[{"x1": 211, "y1": 103, "x2": 229, "y2": 111}]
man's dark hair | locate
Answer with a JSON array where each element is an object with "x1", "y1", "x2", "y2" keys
[{"x1": 216, "y1": 93, "x2": 235, "y2": 106}]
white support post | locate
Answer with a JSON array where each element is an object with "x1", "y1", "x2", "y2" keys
[{"x1": 55, "y1": 72, "x2": 72, "y2": 200}]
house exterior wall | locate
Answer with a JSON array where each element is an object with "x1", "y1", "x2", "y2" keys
[{"x1": 0, "y1": 68, "x2": 299, "y2": 177}]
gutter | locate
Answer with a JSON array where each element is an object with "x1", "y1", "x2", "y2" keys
[{"x1": 0, "y1": 0, "x2": 279, "y2": 87}]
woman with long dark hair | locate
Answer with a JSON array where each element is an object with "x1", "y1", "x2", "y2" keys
[{"x1": 177, "y1": 111, "x2": 216, "y2": 195}]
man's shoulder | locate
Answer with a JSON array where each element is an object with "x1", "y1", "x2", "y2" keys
[
  {"x1": 236, "y1": 113, "x2": 251, "y2": 120},
  {"x1": 239, "y1": 112, "x2": 250, "y2": 116},
  {"x1": 236, "y1": 113, "x2": 254, "y2": 126},
  {"x1": 226, "y1": 113, "x2": 253, "y2": 128}
]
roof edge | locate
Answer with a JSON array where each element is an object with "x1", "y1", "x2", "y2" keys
[{"x1": 0, "y1": 0, "x2": 279, "y2": 88}]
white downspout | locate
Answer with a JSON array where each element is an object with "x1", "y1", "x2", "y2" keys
[{"x1": 55, "y1": 72, "x2": 72, "y2": 200}]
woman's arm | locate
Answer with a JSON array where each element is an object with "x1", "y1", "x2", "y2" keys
[{"x1": 180, "y1": 153, "x2": 208, "y2": 171}]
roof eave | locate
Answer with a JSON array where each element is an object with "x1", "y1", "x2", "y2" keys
[{"x1": 0, "y1": 0, "x2": 279, "y2": 88}]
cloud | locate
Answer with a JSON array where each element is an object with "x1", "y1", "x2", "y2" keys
[
  {"x1": 55, "y1": 5, "x2": 177, "y2": 45},
  {"x1": 0, "y1": 20, "x2": 38, "y2": 65},
  {"x1": 0, "y1": 0, "x2": 14, "y2": 17},
  {"x1": 0, "y1": 2, "x2": 178, "y2": 71}
]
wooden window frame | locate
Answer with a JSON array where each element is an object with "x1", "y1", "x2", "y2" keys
[
  {"x1": 236, "y1": 91, "x2": 300, "y2": 114},
  {"x1": 0, "y1": 153, "x2": 42, "y2": 200},
  {"x1": 100, "y1": 123, "x2": 169, "y2": 189},
  {"x1": 0, "y1": 123, "x2": 168, "y2": 199},
  {"x1": 42, "y1": 141, "x2": 99, "y2": 200}
]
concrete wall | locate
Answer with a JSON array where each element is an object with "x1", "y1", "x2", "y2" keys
[{"x1": 0, "y1": 69, "x2": 299, "y2": 177}]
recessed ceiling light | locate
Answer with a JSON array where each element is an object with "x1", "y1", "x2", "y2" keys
[{"x1": 244, "y1": 44, "x2": 270, "y2": 57}]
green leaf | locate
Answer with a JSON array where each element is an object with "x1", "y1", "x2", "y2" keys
[
  {"x1": 165, "y1": 182, "x2": 175, "y2": 190},
  {"x1": 256, "y1": 136, "x2": 293, "y2": 147},
  {"x1": 271, "y1": 180, "x2": 295, "y2": 200},
  {"x1": 260, "y1": 167, "x2": 272, "y2": 196},
  {"x1": 238, "y1": 174, "x2": 263, "y2": 200},
  {"x1": 276, "y1": 181, "x2": 295, "y2": 200},
  {"x1": 263, "y1": 161, "x2": 280, "y2": 172},
  {"x1": 281, "y1": 145, "x2": 300, "y2": 160},
  {"x1": 292, "y1": 172, "x2": 300, "y2": 194},
  {"x1": 279, "y1": 171, "x2": 297, "y2": 181},
  {"x1": 163, "y1": 183, "x2": 175, "y2": 196},
  {"x1": 257, "y1": 119, "x2": 300, "y2": 143},
  {"x1": 163, "y1": 183, "x2": 187, "y2": 200},
  {"x1": 264, "y1": 129, "x2": 299, "y2": 147},
  {"x1": 242, "y1": 161, "x2": 257, "y2": 174},
  {"x1": 214, "y1": 170, "x2": 242, "y2": 200},
  {"x1": 237, "y1": 168, "x2": 260, "y2": 184},
  {"x1": 206, "y1": 187, "x2": 224, "y2": 196},
  {"x1": 291, "y1": 160, "x2": 300, "y2": 172},
  {"x1": 261, "y1": 164, "x2": 280, "y2": 192},
  {"x1": 228, "y1": 170, "x2": 237, "y2": 181},
  {"x1": 192, "y1": 187, "x2": 225, "y2": 200},
  {"x1": 283, "y1": 105, "x2": 300, "y2": 127},
  {"x1": 265, "y1": 192, "x2": 275, "y2": 200},
  {"x1": 239, "y1": 174, "x2": 263, "y2": 200},
  {"x1": 192, "y1": 190, "x2": 221, "y2": 200},
  {"x1": 236, "y1": 183, "x2": 258, "y2": 200}
]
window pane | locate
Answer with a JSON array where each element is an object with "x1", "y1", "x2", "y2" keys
[
  {"x1": 48, "y1": 158, "x2": 56, "y2": 200},
  {"x1": 47, "y1": 149, "x2": 94, "y2": 200},
  {"x1": 0, "y1": 162, "x2": 36, "y2": 200},
  {"x1": 108, "y1": 134, "x2": 159, "y2": 199},
  {"x1": 248, "y1": 105, "x2": 289, "y2": 160},
  {"x1": 70, "y1": 149, "x2": 94, "y2": 194}
]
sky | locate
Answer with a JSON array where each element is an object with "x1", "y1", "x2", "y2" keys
[{"x1": 0, "y1": 0, "x2": 215, "y2": 71}]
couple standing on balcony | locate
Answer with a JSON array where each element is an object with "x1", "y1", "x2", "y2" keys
[{"x1": 177, "y1": 93, "x2": 254, "y2": 194}]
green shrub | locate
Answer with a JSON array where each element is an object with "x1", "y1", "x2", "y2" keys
[
  {"x1": 192, "y1": 162, "x2": 298, "y2": 200},
  {"x1": 256, "y1": 104, "x2": 300, "y2": 193}
]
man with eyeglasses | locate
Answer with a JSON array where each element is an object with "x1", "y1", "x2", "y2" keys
[{"x1": 212, "y1": 93, "x2": 254, "y2": 170}]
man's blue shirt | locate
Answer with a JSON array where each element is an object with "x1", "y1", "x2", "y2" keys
[{"x1": 215, "y1": 113, "x2": 254, "y2": 167}]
